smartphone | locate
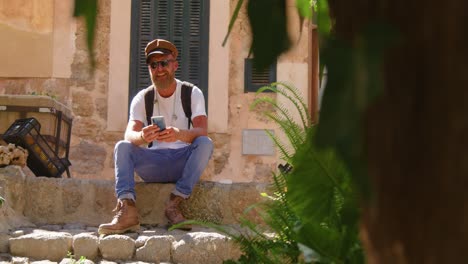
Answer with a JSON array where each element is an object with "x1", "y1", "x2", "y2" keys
[{"x1": 151, "y1": 116, "x2": 166, "y2": 131}]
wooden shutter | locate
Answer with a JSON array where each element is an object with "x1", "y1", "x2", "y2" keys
[{"x1": 129, "y1": 0, "x2": 209, "y2": 108}]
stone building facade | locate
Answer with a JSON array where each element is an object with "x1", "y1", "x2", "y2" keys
[{"x1": 0, "y1": 0, "x2": 313, "y2": 184}]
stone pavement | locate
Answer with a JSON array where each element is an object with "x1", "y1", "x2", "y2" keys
[{"x1": 0, "y1": 223, "x2": 242, "y2": 263}]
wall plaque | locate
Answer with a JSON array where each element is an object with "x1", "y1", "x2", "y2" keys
[{"x1": 242, "y1": 129, "x2": 275, "y2": 156}]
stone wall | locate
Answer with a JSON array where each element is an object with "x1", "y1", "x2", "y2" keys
[
  {"x1": 0, "y1": 0, "x2": 117, "y2": 180},
  {"x1": 68, "y1": 0, "x2": 116, "y2": 180}
]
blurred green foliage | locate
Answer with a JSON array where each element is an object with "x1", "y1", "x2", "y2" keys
[
  {"x1": 316, "y1": 23, "x2": 399, "y2": 198},
  {"x1": 73, "y1": 0, "x2": 97, "y2": 68},
  {"x1": 247, "y1": 0, "x2": 291, "y2": 70}
]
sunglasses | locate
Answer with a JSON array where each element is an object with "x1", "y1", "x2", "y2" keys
[{"x1": 149, "y1": 59, "x2": 175, "y2": 69}]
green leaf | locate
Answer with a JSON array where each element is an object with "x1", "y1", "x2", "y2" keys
[
  {"x1": 317, "y1": 0, "x2": 331, "y2": 38},
  {"x1": 247, "y1": 0, "x2": 291, "y2": 70},
  {"x1": 296, "y1": 0, "x2": 313, "y2": 18},
  {"x1": 73, "y1": 0, "x2": 97, "y2": 68},
  {"x1": 315, "y1": 23, "x2": 399, "y2": 199},
  {"x1": 287, "y1": 129, "x2": 363, "y2": 262},
  {"x1": 254, "y1": 82, "x2": 311, "y2": 130},
  {"x1": 222, "y1": 0, "x2": 244, "y2": 46}
]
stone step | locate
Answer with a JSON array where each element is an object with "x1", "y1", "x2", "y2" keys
[
  {"x1": 0, "y1": 166, "x2": 268, "y2": 264},
  {"x1": 0, "y1": 166, "x2": 267, "y2": 228},
  {"x1": 0, "y1": 224, "x2": 242, "y2": 263}
]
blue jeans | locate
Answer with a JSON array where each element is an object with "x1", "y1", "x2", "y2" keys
[{"x1": 114, "y1": 136, "x2": 213, "y2": 201}]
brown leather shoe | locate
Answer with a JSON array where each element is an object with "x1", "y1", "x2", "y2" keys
[
  {"x1": 165, "y1": 193, "x2": 192, "y2": 231},
  {"x1": 98, "y1": 199, "x2": 140, "y2": 235}
]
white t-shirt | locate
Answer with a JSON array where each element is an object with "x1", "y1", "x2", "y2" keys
[{"x1": 129, "y1": 79, "x2": 206, "y2": 149}]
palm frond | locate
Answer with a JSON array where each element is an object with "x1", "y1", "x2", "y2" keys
[
  {"x1": 262, "y1": 115, "x2": 300, "y2": 161},
  {"x1": 254, "y1": 99, "x2": 307, "y2": 156},
  {"x1": 286, "y1": 129, "x2": 363, "y2": 262},
  {"x1": 251, "y1": 96, "x2": 303, "y2": 137},
  {"x1": 264, "y1": 113, "x2": 307, "y2": 151},
  {"x1": 264, "y1": 128, "x2": 294, "y2": 162},
  {"x1": 222, "y1": 0, "x2": 244, "y2": 46},
  {"x1": 256, "y1": 82, "x2": 311, "y2": 129}
]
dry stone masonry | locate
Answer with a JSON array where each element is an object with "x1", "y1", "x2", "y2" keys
[
  {"x1": 1, "y1": 225, "x2": 241, "y2": 263},
  {"x1": 0, "y1": 166, "x2": 268, "y2": 263}
]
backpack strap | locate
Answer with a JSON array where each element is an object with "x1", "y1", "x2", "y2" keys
[
  {"x1": 144, "y1": 85, "x2": 155, "y2": 147},
  {"x1": 181, "y1": 82, "x2": 194, "y2": 129}
]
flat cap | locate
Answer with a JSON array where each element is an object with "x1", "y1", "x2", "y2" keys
[{"x1": 145, "y1": 39, "x2": 178, "y2": 63}]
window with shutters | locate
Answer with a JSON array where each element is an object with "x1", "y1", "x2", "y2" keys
[
  {"x1": 244, "y1": 58, "x2": 277, "y2": 93},
  {"x1": 129, "y1": 0, "x2": 209, "y2": 106}
]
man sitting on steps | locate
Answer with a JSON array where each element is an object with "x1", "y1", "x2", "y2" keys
[{"x1": 98, "y1": 39, "x2": 213, "y2": 234}]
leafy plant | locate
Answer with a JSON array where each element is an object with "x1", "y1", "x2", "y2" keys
[
  {"x1": 251, "y1": 82, "x2": 311, "y2": 164},
  {"x1": 77, "y1": 256, "x2": 87, "y2": 264},
  {"x1": 287, "y1": 131, "x2": 364, "y2": 263},
  {"x1": 173, "y1": 82, "x2": 363, "y2": 263},
  {"x1": 252, "y1": 82, "x2": 363, "y2": 263},
  {"x1": 67, "y1": 251, "x2": 88, "y2": 264}
]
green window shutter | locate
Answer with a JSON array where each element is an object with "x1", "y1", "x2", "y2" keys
[
  {"x1": 129, "y1": 0, "x2": 209, "y2": 109},
  {"x1": 244, "y1": 58, "x2": 277, "y2": 92}
]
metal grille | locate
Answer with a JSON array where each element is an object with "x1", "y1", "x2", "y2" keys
[{"x1": 244, "y1": 58, "x2": 277, "y2": 92}]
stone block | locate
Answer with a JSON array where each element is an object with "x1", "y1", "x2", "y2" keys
[
  {"x1": 23, "y1": 177, "x2": 64, "y2": 222},
  {"x1": 172, "y1": 232, "x2": 241, "y2": 264},
  {"x1": 9, "y1": 231, "x2": 72, "y2": 261},
  {"x1": 0, "y1": 233, "x2": 10, "y2": 253},
  {"x1": 68, "y1": 140, "x2": 107, "y2": 174},
  {"x1": 135, "y1": 183, "x2": 173, "y2": 225},
  {"x1": 73, "y1": 233, "x2": 99, "y2": 260},
  {"x1": 11, "y1": 256, "x2": 29, "y2": 264},
  {"x1": 70, "y1": 117, "x2": 102, "y2": 140},
  {"x1": 0, "y1": 166, "x2": 27, "y2": 214},
  {"x1": 135, "y1": 236, "x2": 173, "y2": 263},
  {"x1": 98, "y1": 235, "x2": 135, "y2": 261},
  {"x1": 134, "y1": 236, "x2": 148, "y2": 248},
  {"x1": 72, "y1": 91, "x2": 94, "y2": 117}
]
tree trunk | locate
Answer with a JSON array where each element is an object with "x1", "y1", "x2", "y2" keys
[{"x1": 327, "y1": 0, "x2": 468, "y2": 262}]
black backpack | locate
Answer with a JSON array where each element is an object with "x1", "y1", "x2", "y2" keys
[{"x1": 144, "y1": 81, "x2": 194, "y2": 130}]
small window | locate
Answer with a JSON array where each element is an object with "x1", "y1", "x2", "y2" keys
[{"x1": 244, "y1": 58, "x2": 276, "y2": 93}]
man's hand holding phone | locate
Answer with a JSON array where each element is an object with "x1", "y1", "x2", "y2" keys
[{"x1": 146, "y1": 116, "x2": 179, "y2": 142}]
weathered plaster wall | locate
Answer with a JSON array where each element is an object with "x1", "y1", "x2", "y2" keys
[
  {"x1": 0, "y1": 0, "x2": 311, "y2": 184},
  {"x1": 0, "y1": 0, "x2": 54, "y2": 77},
  {"x1": 212, "y1": 0, "x2": 310, "y2": 183}
]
